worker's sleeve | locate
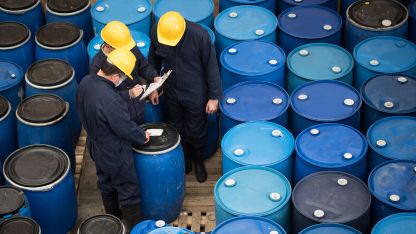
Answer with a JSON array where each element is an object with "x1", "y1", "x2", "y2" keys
[
  {"x1": 133, "y1": 48, "x2": 159, "y2": 83},
  {"x1": 148, "y1": 27, "x2": 163, "y2": 76},
  {"x1": 201, "y1": 35, "x2": 222, "y2": 100},
  {"x1": 89, "y1": 50, "x2": 106, "y2": 75}
]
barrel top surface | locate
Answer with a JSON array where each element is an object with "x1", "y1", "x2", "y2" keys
[
  {"x1": 226, "y1": 0, "x2": 268, "y2": 3},
  {"x1": 300, "y1": 223, "x2": 362, "y2": 234},
  {"x1": 293, "y1": 171, "x2": 371, "y2": 223},
  {"x1": 296, "y1": 123, "x2": 367, "y2": 168},
  {"x1": 222, "y1": 121, "x2": 294, "y2": 166},
  {"x1": 411, "y1": 0, "x2": 416, "y2": 18},
  {"x1": 362, "y1": 75, "x2": 416, "y2": 114},
  {"x1": 133, "y1": 123, "x2": 180, "y2": 153},
  {"x1": 353, "y1": 36, "x2": 416, "y2": 73},
  {"x1": 278, "y1": 5, "x2": 342, "y2": 39},
  {"x1": 0, "y1": 95, "x2": 8, "y2": 118},
  {"x1": 0, "y1": 0, "x2": 37, "y2": 11},
  {"x1": 27, "y1": 59, "x2": 74, "y2": 87},
  {"x1": 199, "y1": 24, "x2": 215, "y2": 44},
  {"x1": 153, "y1": 0, "x2": 214, "y2": 22},
  {"x1": 0, "y1": 22, "x2": 30, "y2": 48},
  {"x1": 221, "y1": 41, "x2": 286, "y2": 76},
  {"x1": 215, "y1": 5, "x2": 277, "y2": 41},
  {"x1": 367, "y1": 116, "x2": 416, "y2": 160},
  {"x1": 0, "y1": 186, "x2": 25, "y2": 216},
  {"x1": 368, "y1": 160, "x2": 416, "y2": 210},
  {"x1": 220, "y1": 81, "x2": 289, "y2": 122},
  {"x1": 215, "y1": 166, "x2": 291, "y2": 215},
  {"x1": 372, "y1": 213, "x2": 416, "y2": 234},
  {"x1": 0, "y1": 217, "x2": 40, "y2": 234},
  {"x1": 148, "y1": 227, "x2": 194, "y2": 234},
  {"x1": 79, "y1": 215, "x2": 124, "y2": 234},
  {"x1": 36, "y1": 22, "x2": 81, "y2": 48},
  {"x1": 347, "y1": 0, "x2": 408, "y2": 30},
  {"x1": 4, "y1": 145, "x2": 68, "y2": 188},
  {"x1": 0, "y1": 61, "x2": 23, "y2": 91},
  {"x1": 290, "y1": 80, "x2": 361, "y2": 121},
  {"x1": 282, "y1": 0, "x2": 330, "y2": 5},
  {"x1": 287, "y1": 43, "x2": 353, "y2": 80},
  {"x1": 212, "y1": 216, "x2": 285, "y2": 234},
  {"x1": 47, "y1": 0, "x2": 89, "y2": 13},
  {"x1": 91, "y1": 0, "x2": 152, "y2": 25},
  {"x1": 17, "y1": 94, "x2": 66, "y2": 124}
]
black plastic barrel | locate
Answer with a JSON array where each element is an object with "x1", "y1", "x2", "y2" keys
[
  {"x1": 0, "y1": 217, "x2": 41, "y2": 234},
  {"x1": 78, "y1": 214, "x2": 125, "y2": 234}
]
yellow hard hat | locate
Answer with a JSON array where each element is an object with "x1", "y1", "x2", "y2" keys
[
  {"x1": 101, "y1": 21, "x2": 135, "y2": 50},
  {"x1": 107, "y1": 49, "x2": 136, "y2": 80},
  {"x1": 157, "y1": 11, "x2": 186, "y2": 46}
]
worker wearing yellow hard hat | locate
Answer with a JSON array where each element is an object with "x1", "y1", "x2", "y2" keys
[{"x1": 148, "y1": 11, "x2": 222, "y2": 183}]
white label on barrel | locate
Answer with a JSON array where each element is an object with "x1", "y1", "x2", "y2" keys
[{"x1": 146, "y1": 129, "x2": 164, "y2": 136}]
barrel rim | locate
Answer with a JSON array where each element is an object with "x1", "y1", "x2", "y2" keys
[
  {"x1": 298, "y1": 223, "x2": 362, "y2": 234},
  {"x1": 153, "y1": 0, "x2": 214, "y2": 23},
  {"x1": 0, "y1": 22, "x2": 31, "y2": 50},
  {"x1": 0, "y1": 0, "x2": 40, "y2": 13},
  {"x1": 77, "y1": 214, "x2": 126, "y2": 234},
  {"x1": 0, "y1": 61, "x2": 24, "y2": 91},
  {"x1": 45, "y1": 1, "x2": 90, "y2": 16},
  {"x1": 0, "y1": 185, "x2": 25, "y2": 216},
  {"x1": 281, "y1": 0, "x2": 330, "y2": 4},
  {"x1": 91, "y1": 0, "x2": 152, "y2": 25},
  {"x1": 372, "y1": 212, "x2": 416, "y2": 232},
  {"x1": 0, "y1": 216, "x2": 40, "y2": 234},
  {"x1": 0, "y1": 96, "x2": 10, "y2": 122},
  {"x1": 25, "y1": 59, "x2": 75, "y2": 89},
  {"x1": 35, "y1": 23, "x2": 84, "y2": 50},
  {"x1": 132, "y1": 135, "x2": 181, "y2": 155},
  {"x1": 212, "y1": 216, "x2": 285, "y2": 234}
]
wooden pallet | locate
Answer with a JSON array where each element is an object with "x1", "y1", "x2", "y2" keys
[{"x1": 74, "y1": 129, "x2": 87, "y2": 191}]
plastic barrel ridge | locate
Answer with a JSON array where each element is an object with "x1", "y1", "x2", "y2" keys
[
  {"x1": 220, "y1": 81, "x2": 289, "y2": 137},
  {"x1": 410, "y1": 0, "x2": 416, "y2": 43},
  {"x1": 345, "y1": 0, "x2": 409, "y2": 52},
  {"x1": 0, "y1": 217, "x2": 41, "y2": 234},
  {"x1": 278, "y1": 0, "x2": 338, "y2": 15},
  {"x1": 353, "y1": 36, "x2": 416, "y2": 89},
  {"x1": 77, "y1": 214, "x2": 126, "y2": 234},
  {"x1": 214, "y1": 5, "x2": 277, "y2": 57},
  {"x1": 214, "y1": 166, "x2": 292, "y2": 232},
  {"x1": 277, "y1": 5, "x2": 342, "y2": 55},
  {"x1": 366, "y1": 116, "x2": 416, "y2": 171},
  {"x1": 286, "y1": 43, "x2": 354, "y2": 93},
  {"x1": 212, "y1": 216, "x2": 287, "y2": 234},
  {"x1": 292, "y1": 171, "x2": 371, "y2": 233},
  {"x1": 2, "y1": 145, "x2": 78, "y2": 234},
  {"x1": 372, "y1": 213, "x2": 416, "y2": 234},
  {"x1": 0, "y1": 186, "x2": 31, "y2": 221},
  {"x1": 299, "y1": 223, "x2": 363, "y2": 234},
  {"x1": 221, "y1": 121, "x2": 294, "y2": 182},
  {"x1": 219, "y1": 0, "x2": 277, "y2": 14},
  {"x1": 294, "y1": 123, "x2": 367, "y2": 183},
  {"x1": 220, "y1": 41, "x2": 286, "y2": 90},
  {"x1": 131, "y1": 220, "x2": 168, "y2": 234},
  {"x1": 368, "y1": 160, "x2": 416, "y2": 224},
  {"x1": 91, "y1": 0, "x2": 152, "y2": 35},
  {"x1": 132, "y1": 123, "x2": 185, "y2": 223},
  {"x1": 0, "y1": 96, "x2": 17, "y2": 166},
  {"x1": 148, "y1": 227, "x2": 195, "y2": 234},
  {"x1": 0, "y1": 62, "x2": 24, "y2": 111}
]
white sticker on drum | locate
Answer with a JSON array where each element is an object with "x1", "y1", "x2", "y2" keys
[{"x1": 146, "y1": 129, "x2": 164, "y2": 137}]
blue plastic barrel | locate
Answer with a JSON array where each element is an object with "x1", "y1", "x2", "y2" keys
[
  {"x1": 0, "y1": 62, "x2": 23, "y2": 111},
  {"x1": 148, "y1": 227, "x2": 194, "y2": 234},
  {"x1": 372, "y1": 213, "x2": 416, "y2": 234},
  {"x1": 220, "y1": 41, "x2": 286, "y2": 90},
  {"x1": 45, "y1": 0, "x2": 94, "y2": 43},
  {"x1": 0, "y1": 186, "x2": 31, "y2": 221},
  {"x1": 0, "y1": 96, "x2": 17, "y2": 165},
  {"x1": 212, "y1": 216, "x2": 286, "y2": 234},
  {"x1": 91, "y1": 0, "x2": 152, "y2": 35},
  {"x1": 200, "y1": 24, "x2": 216, "y2": 44},
  {"x1": 286, "y1": 43, "x2": 354, "y2": 93},
  {"x1": 361, "y1": 74, "x2": 416, "y2": 132},
  {"x1": 205, "y1": 113, "x2": 219, "y2": 159},
  {"x1": 299, "y1": 223, "x2": 362, "y2": 234},
  {"x1": 277, "y1": 5, "x2": 342, "y2": 55},
  {"x1": 290, "y1": 80, "x2": 361, "y2": 136},
  {"x1": 0, "y1": 217, "x2": 41, "y2": 234},
  {"x1": 222, "y1": 121, "x2": 294, "y2": 182},
  {"x1": 35, "y1": 22, "x2": 88, "y2": 84},
  {"x1": 0, "y1": 22, "x2": 34, "y2": 72},
  {"x1": 366, "y1": 116, "x2": 416, "y2": 171},
  {"x1": 215, "y1": 166, "x2": 292, "y2": 232},
  {"x1": 345, "y1": 0, "x2": 409, "y2": 52},
  {"x1": 292, "y1": 171, "x2": 371, "y2": 233},
  {"x1": 278, "y1": 0, "x2": 338, "y2": 15},
  {"x1": 368, "y1": 160, "x2": 416, "y2": 224},
  {"x1": 3, "y1": 145, "x2": 78, "y2": 234},
  {"x1": 219, "y1": 0, "x2": 277, "y2": 14},
  {"x1": 220, "y1": 81, "x2": 289, "y2": 137},
  {"x1": 153, "y1": 0, "x2": 214, "y2": 29},
  {"x1": 353, "y1": 36, "x2": 416, "y2": 89},
  {"x1": 410, "y1": 0, "x2": 416, "y2": 43},
  {"x1": 78, "y1": 214, "x2": 126, "y2": 234},
  {"x1": 341, "y1": 0, "x2": 357, "y2": 19},
  {"x1": 133, "y1": 123, "x2": 185, "y2": 223},
  {"x1": 214, "y1": 5, "x2": 277, "y2": 56},
  {"x1": 295, "y1": 123, "x2": 367, "y2": 183},
  {"x1": 131, "y1": 220, "x2": 168, "y2": 234}
]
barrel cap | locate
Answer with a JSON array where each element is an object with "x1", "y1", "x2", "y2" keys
[
  {"x1": 26, "y1": 59, "x2": 74, "y2": 87},
  {"x1": 0, "y1": 95, "x2": 9, "y2": 119},
  {"x1": 133, "y1": 123, "x2": 180, "y2": 154},
  {"x1": 91, "y1": 0, "x2": 152, "y2": 25},
  {"x1": 17, "y1": 94, "x2": 67, "y2": 124},
  {"x1": 372, "y1": 213, "x2": 416, "y2": 234},
  {"x1": 0, "y1": 186, "x2": 25, "y2": 216},
  {"x1": 0, "y1": 22, "x2": 30, "y2": 48},
  {"x1": 148, "y1": 227, "x2": 194, "y2": 234},
  {"x1": 153, "y1": 0, "x2": 214, "y2": 23},
  {"x1": 36, "y1": 22, "x2": 81, "y2": 48},
  {"x1": 212, "y1": 216, "x2": 286, "y2": 234},
  {"x1": 0, "y1": 0, "x2": 38, "y2": 11},
  {"x1": 47, "y1": 0, "x2": 89, "y2": 13},
  {"x1": 0, "y1": 61, "x2": 23, "y2": 91},
  {"x1": 78, "y1": 214, "x2": 124, "y2": 234},
  {"x1": 0, "y1": 217, "x2": 40, "y2": 234},
  {"x1": 299, "y1": 223, "x2": 362, "y2": 234}
]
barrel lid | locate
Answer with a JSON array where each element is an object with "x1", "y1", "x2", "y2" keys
[
  {"x1": 0, "y1": 0, "x2": 37, "y2": 11},
  {"x1": 367, "y1": 116, "x2": 416, "y2": 160},
  {"x1": 148, "y1": 227, "x2": 194, "y2": 234},
  {"x1": 214, "y1": 5, "x2": 277, "y2": 41},
  {"x1": 199, "y1": 24, "x2": 215, "y2": 44},
  {"x1": 215, "y1": 166, "x2": 291, "y2": 216},
  {"x1": 372, "y1": 213, "x2": 416, "y2": 234},
  {"x1": 221, "y1": 41, "x2": 286, "y2": 76},
  {"x1": 79, "y1": 215, "x2": 124, "y2": 234},
  {"x1": 361, "y1": 75, "x2": 416, "y2": 115},
  {"x1": 27, "y1": 59, "x2": 74, "y2": 87},
  {"x1": 220, "y1": 81, "x2": 289, "y2": 122},
  {"x1": 278, "y1": 5, "x2": 342, "y2": 39},
  {"x1": 0, "y1": 61, "x2": 23, "y2": 91},
  {"x1": 92, "y1": 0, "x2": 152, "y2": 25},
  {"x1": 0, "y1": 217, "x2": 40, "y2": 234},
  {"x1": 0, "y1": 22, "x2": 30, "y2": 48},
  {"x1": 287, "y1": 43, "x2": 353, "y2": 81},
  {"x1": 0, "y1": 186, "x2": 25, "y2": 216},
  {"x1": 4, "y1": 145, "x2": 68, "y2": 188},
  {"x1": 222, "y1": 121, "x2": 294, "y2": 166},
  {"x1": 36, "y1": 22, "x2": 81, "y2": 48},
  {"x1": 299, "y1": 223, "x2": 362, "y2": 234},
  {"x1": 282, "y1": 0, "x2": 330, "y2": 6},
  {"x1": 292, "y1": 171, "x2": 371, "y2": 223},
  {"x1": 347, "y1": 0, "x2": 408, "y2": 30},
  {"x1": 296, "y1": 123, "x2": 367, "y2": 168},
  {"x1": 17, "y1": 94, "x2": 66, "y2": 124},
  {"x1": 153, "y1": 0, "x2": 214, "y2": 23},
  {"x1": 354, "y1": 36, "x2": 416, "y2": 73},
  {"x1": 47, "y1": 0, "x2": 89, "y2": 13},
  {"x1": 290, "y1": 80, "x2": 361, "y2": 122},
  {"x1": 212, "y1": 216, "x2": 285, "y2": 234},
  {"x1": 133, "y1": 123, "x2": 180, "y2": 154},
  {"x1": 0, "y1": 95, "x2": 9, "y2": 118}
]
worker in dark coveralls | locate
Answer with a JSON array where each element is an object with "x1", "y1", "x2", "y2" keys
[
  {"x1": 89, "y1": 21, "x2": 160, "y2": 125},
  {"x1": 76, "y1": 49, "x2": 150, "y2": 229},
  {"x1": 148, "y1": 12, "x2": 222, "y2": 183}
]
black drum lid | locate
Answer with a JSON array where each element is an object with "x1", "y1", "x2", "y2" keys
[
  {"x1": 0, "y1": 22, "x2": 29, "y2": 47},
  {"x1": 133, "y1": 123, "x2": 180, "y2": 153},
  {"x1": 0, "y1": 217, "x2": 40, "y2": 234},
  {"x1": 79, "y1": 215, "x2": 124, "y2": 234},
  {"x1": 36, "y1": 22, "x2": 80, "y2": 48},
  {"x1": 27, "y1": 59, "x2": 73, "y2": 87},
  {"x1": 0, "y1": 186, "x2": 25, "y2": 216},
  {"x1": 47, "y1": 0, "x2": 89, "y2": 13},
  {"x1": 17, "y1": 94, "x2": 66, "y2": 123},
  {"x1": 0, "y1": 95, "x2": 9, "y2": 119},
  {"x1": 0, "y1": 0, "x2": 38, "y2": 11}
]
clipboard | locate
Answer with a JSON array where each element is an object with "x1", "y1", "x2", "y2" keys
[{"x1": 139, "y1": 70, "x2": 172, "y2": 101}]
